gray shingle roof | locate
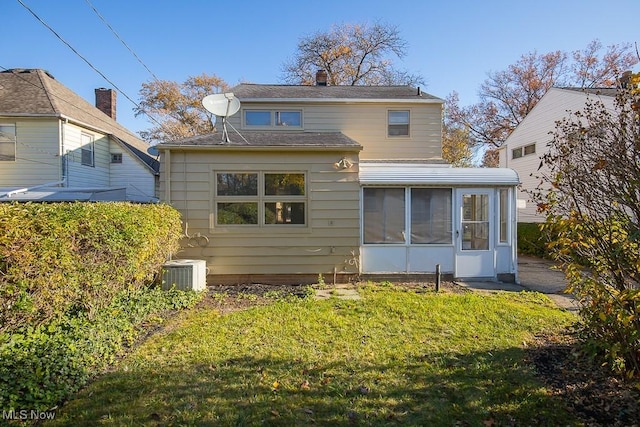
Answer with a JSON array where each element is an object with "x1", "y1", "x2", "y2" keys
[
  {"x1": 0, "y1": 69, "x2": 158, "y2": 173},
  {"x1": 230, "y1": 84, "x2": 442, "y2": 102},
  {"x1": 559, "y1": 87, "x2": 618, "y2": 97},
  {"x1": 159, "y1": 131, "x2": 362, "y2": 150}
]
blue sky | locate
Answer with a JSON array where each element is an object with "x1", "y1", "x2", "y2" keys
[{"x1": 3, "y1": 0, "x2": 639, "y2": 134}]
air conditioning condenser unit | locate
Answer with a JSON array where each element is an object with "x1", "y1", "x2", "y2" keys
[{"x1": 161, "y1": 259, "x2": 207, "y2": 291}]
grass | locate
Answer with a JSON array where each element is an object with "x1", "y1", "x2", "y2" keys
[{"x1": 46, "y1": 286, "x2": 578, "y2": 426}]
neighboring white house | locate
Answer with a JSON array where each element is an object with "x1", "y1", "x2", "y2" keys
[
  {"x1": 0, "y1": 68, "x2": 158, "y2": 202},
  {"x1": 159, "y1": 71, "x2": 520, "y2": 284},
  {"x1": 499, "y1": 87, "x2": 617, "y2": 223}
]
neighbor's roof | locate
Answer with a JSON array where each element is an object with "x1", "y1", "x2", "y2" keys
[
  {"x1": 158, "y1": 131, "x2": 362, "y2": 151},
  {"x1": 556, "y1": 87, "x2": 618, "y2": 97},
  {"x1": 230, "y1": 84, "x2": 443, "y2": 103},
  {"x1": 359, "y1": 162, "x2": 520, "y2": 186},
  {"x1": 0, "y1": 68, "x2": 158, "y2": 173}
]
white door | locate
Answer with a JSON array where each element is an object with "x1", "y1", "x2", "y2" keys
[{"x1": 455, "y1": 189, "x2": 495, "y2": 278}]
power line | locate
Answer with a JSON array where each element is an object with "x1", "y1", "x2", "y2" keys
[
  {"x1": 83, "y1": 0, "x2": 160, "y2": 82},
  {"x1": 14, "y1": 0, "x2": 182, "y2": 142}
]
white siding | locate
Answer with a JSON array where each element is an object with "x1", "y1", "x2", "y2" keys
[
  {"x1": 109, "y1": 140, "x2": 157, "y2": 200},
  {"x1": 63, "y1": 122, "x2": 110, "y2": 188},
  {"x1": 500, "y1": 88, "x2": 616, "y2": 222},
  {"x1": 0, "y1": 118, "x2": 61, "y2": 187}
]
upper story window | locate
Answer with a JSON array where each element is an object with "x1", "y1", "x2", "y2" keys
[
  {"x1": 244, "y1": 110, "x2": 302, "y2": 128},
  {"x1": 388, "y1": 110, "x2": 410, "y2": 136},
  {"x1": 111, "y1": 153, "x2": 123, "y2": 164},
  {"x1": 81, "y1": 133, "x2": 94, "y2": 167},
  {"x1": 0, "y1": 124, "x2": 16, "y2": 161},
  {"x1": 215, "y1": 172, "x2": 306, "y2": 226},
  {"x1": 512, "y1": 143, "x2": 535, "y2": 160}
]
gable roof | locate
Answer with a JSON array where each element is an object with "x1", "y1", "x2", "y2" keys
[
  {"x1": 230, "y1": 84, "x2": 443, "y2": 103},
  {"x1": 158, "y1": 131, "x2": 362, "y2": 151},
  {"x1": 0, "y1": 68, "x2": 158, "y2": 173},
  {"x1": 558, "y1": 87, "x2": 618, "y2": 97}
]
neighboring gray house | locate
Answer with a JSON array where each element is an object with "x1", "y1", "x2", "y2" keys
[
  {"x1": 159, "y1": 71, "x2": 520, "y2": 284},
  {"x1": 0, "y1": 68, "x2": 158, "y2": 202},
  {"x1": 499, "y1": 87, "x2": 617, "y2": 223}
]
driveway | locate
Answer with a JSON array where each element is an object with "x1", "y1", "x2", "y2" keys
[{"x1": 457, "y1": 255, "x2": 579, "y2": 312}]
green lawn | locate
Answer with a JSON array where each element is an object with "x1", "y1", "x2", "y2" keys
[{"x1": 47, "y1": 286, "x2": 579, "y2": 426}]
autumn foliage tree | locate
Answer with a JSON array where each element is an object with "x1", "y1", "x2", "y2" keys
[
  {"x1": 532, "y1": 82, "x2": 640, "y2": 377},
  {"x1": 281, "y1": 22, "x2": 423, "y2": 86},
  {"x1": 135, "y1": 73, "x2": 229, "y2": 143},
  {"x1": 447, "y1": 40, "x2": 638, "y2": 149}
]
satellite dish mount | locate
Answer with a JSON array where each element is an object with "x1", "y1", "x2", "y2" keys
[{"x1": 202, "y1": 93, "x2": 244, "y2": 143}]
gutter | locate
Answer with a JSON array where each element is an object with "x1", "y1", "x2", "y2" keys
[{"x1": 156, "y1": 144, "x2": 362, "y2": 153}]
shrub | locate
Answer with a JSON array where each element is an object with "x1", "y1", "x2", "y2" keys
[
  {"x1": 0, "y1": 287, "x2": 201, "y2": 411},
  {"x1": 533, "y1": 87, "x2": 640, "y2": 377},
  {"x1": 0, "y1": 202, "x2": 202, "y2": 411},
  {"x1": 517, "y1": 223, "x2": 546, "y2": 257},
  {"x1": 0, "y1": 202, "x2": 182, "y2": 332}
]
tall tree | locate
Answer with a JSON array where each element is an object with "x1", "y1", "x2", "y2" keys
[
  {"x1": 442, "y1": 92, "x2": 475, "y2": 166},
  {"x1": 281, "y1": 22, "x2": 424, "y2": 86},
  {"x1": 449, "y1": 40, "x2": 638, "y2": 148},
  {"x1": 135, "y1": 73, "x2": 229, "y2": 143}
]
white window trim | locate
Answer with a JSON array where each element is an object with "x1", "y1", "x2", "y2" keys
[
  {"x1": 0, "y1": 123, "x2": 17, "y2": 162},
  {"x1": 511, "y1": 143, "x2": 536, "y2": 160},
  {"x1": 81, "y1": 132, "x2": 95, "y2": 167}
]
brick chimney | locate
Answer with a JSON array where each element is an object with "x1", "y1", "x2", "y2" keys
[
  {"x1": 315, "y1": 69, "x2": 328, "y2": 86},
  {"x1": 95, "y1": 88, "x2": 116, "y2": 120}
]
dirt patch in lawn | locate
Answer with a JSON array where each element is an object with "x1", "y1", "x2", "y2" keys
[{"x1": 527, "y1": 332, "x2": 640, "y2": 427}]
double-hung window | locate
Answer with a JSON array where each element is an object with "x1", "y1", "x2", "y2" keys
[
  {"x1": 0, "y1": 124, "x2": 16, "y2": 161},
  {"x1": 215, "y1": 172, "x2": 306, "y2": 226},
  {"x1": 388, "y1": 110, "x2": 410, "y2": 136},
  {"x1": 81, "y1": 133, "x2": 94, "y2": 166}
]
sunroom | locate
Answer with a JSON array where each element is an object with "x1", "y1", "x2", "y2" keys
[{"x1": 359, "y1": 162, "x2": 520, "y2": 282}]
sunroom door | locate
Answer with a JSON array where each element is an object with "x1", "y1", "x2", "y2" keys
[{"x1": 455, "y1": 189, "x2": 495, "y2": 278}]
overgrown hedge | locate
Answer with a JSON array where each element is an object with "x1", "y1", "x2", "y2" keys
[
  {"x1": 0, "y1": 202, "x2": 202, "y2": 411},
  {"x1": 0, "y1": 202, "x2": 182, "y2": 332}
]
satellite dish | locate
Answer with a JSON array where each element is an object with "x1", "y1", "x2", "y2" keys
[
  {"x1": 147, "y1": 145, "x2": 159, "y2": 156},
  {"x1": 202, "y1": 93, "x2": 241, "y2": 117},
  {"x1": 201, "y1": 93, "x2": 242, "y2": 143}
]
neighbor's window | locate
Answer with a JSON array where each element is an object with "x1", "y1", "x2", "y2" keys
[
  {"x1": 499, "y1": 188, "x2": 509, "y2": 243},
  {"x1": 81, "y1": 133, "x2": 94, "y2": 166},
  {"x1": 363, "y1": 187, "x2": 405, "y2": 243},
  {"x1": 215, "y1": 172, "x2": 306, "y2": 226},
  {"x1": 512, "y1": 143, "x2": 535, "y2": 159},
  {"x1": 0, "y1": 124, "x2": 16, "y2": 161},
  {"x1": 411, "y1": 188, "x2": 452, "y2": 244},
  {"x1": 244, "y1": 110, "x2": 302, "y2": 128},
  {"x1": 110, "y1": 153, "x2": 123, "y2": 164},
  {"x1": 388, "y1": 110, "x2": 410, "y2": 136}
]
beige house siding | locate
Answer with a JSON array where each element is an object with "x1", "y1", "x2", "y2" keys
[
  {"x1": 0, "y1": 118, "x2": 61, "y2": 187},
  {"x1": 160, "y1": 149, "x2": 361, "y2": 281},
  {"x1": 229, "y1": 102, "x2": 442, "y2": 160}
]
